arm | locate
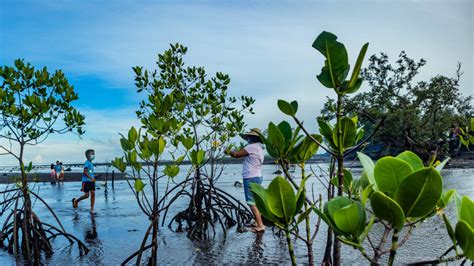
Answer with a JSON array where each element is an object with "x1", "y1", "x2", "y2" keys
[
  {"x1": 84, "y1": 167, "x2": 95, "y2": 182},
  {"x1": 227, "y1": 148, "x2": 249, "y2": 158}
]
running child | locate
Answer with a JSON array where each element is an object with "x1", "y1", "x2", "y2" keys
[{"x1": 72, "y1": 149, "x2": 96, "y2": 213}]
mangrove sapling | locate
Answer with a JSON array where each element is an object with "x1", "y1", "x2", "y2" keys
[
  {"x1": 250, "y1": 176, "x2": 307, "y2": 266},
  {"x1": 275, "y1": 31, "x2": 382, "y2": 265},
  {"x1": 315, "y1": 151, "x2": 467, "y2": 265},
  {"x1": 0, "y1": 60, "x2": 88, "y2": 263},
  {"x1": 131, "y1": 43, "x2": 255, "y2": 240},
  {"x1": 257, "y1": 120, "x2": 323, "y2": 265},
  {"x1": 113, "y1": 72, "x2": 188, "y2": 265}
]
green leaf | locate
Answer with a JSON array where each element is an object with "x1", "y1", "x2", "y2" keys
[
  {"x1": 342, "y1": 78, "x2": 363, "y2": 94},
  {"x1": 435, "y1": 157, "x2": 450, "y2": 172},
  {"x1": 357, "y1": 152, "x2": 377, "y2": 190},
  {"x1": 190, "y1": 150, "x2": 205, "y2": 165},
  {"x1": 324, "y1": 197, "x2": 354, "y2": 233},
  {"x1": 460, "y1": 196, "x2": 474, "y2": 227},
  {"x1": 394, "y1": 167, "x2": 443, "y2": 218},
  {"x1": 128, "y1": 127, "x2": 138, "y2": 143},
  {"x1": 295, "y1": 208, "x2": 313, "y2": 227},
  {"x1": 333, "y1": 202, "x2": 365, "y2": 237},
  {"x1": 332, "y1": 117, "x2": 357, "y2": 149},
  {"x1": 374, "y1": 157, "x2": 413, "y2": 197},
  {"x1": 250, "y1": 183, "x2": 274, "y2": 222},
  {"x1": 164, "y1": 165, "x2": 180, "y2": 178},
  {"x1": 455, "y1": 220, "x2": 474, "y2": 260},
  {"x1": 181, "y1": 137, "x2": 195, "y2": 150},
  {"x1": 355, "y1": 127, "x2": 364, "y2": 143},
  {"x1": 290, "y1": 134, "x2": 321, "y2": 163},
  {"x1": 318, "y1": 118, "x2": 337, "y2": 150},
  {"x1": 361, "y1": 184, "x2": 374, "y2": 207},
  {"x1": 277, "y1": 99, "x2": 295, "y2": 116},
  {"x1": 134, "y1": 179, "x2": 146, "y2": 193},
  {"x1": 157, "y1": 136, "x2": 166, "y2": 155},
  {"x1": 112, "y1": 157, "x2": 126, "y2": 173},
  {"x1": 312, "y1": 31, "x2": 337, "y2": 57},
  {"x1": 442, "y1": 213, "x2": 457, "y2": 250},
  {"x1": 313, "y1": 206, "x2": 343, "y2": 235},
  {"x1": 348, "y1": 42, "x2": 369, "y2": 88},
  {"x1": 438, "y1": 189, "x2": 456, "y2": 209},
  {"x1": 267, "y1": 122, "x2": 286, "y2": 156},
  {"x1": 333, "y1": 203, "x2": 359, "y2": 235},
  {"x1": 396, "y1": 151, "x2": 424, "y2": 170},
  {"x1": 120, "y1": 137, "x2": 132, "y2": 151},
  {"x1": 277, "y1": 121, "x2": 293, "y2": 143},
  {"x1": 266, "y1": 176, "x2": 296, "y2": 223},
  {"x1": 312, "y1": 31, "x2": 349, "y2": 87},
  {"x1": 455, "y1": 192, "x2": 463, "y2": 217},
  {"x1": 290, "y1": 101, "x2": 298, "y2": 114},
  {"x1": 371, "y1": 191, "x2": 405, "y2": 229}
]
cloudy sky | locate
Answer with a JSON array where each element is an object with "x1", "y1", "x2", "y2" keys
[{"x1": 0, "y1": 0, "x2": 472, "y2": 165}]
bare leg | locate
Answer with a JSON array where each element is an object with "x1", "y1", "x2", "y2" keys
[
  {"x1": 74, "y1": 192, "x2": 89, "y2": 208},
  {"x1": 90, "y1": 190, "x2": 95, "y2": 213},
  {"x1": 250, "y1": 205, "x2": 265, "y2": 232}
]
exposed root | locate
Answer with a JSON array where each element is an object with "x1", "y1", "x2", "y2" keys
[
  {"x1": 0, "y1": 188, "x2": 89, "y2": 263},
  {"x1": 164, "y1": 175, "x2": 253, "y2": 240}
]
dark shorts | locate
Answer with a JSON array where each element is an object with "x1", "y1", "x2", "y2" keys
[
  {"x1": 243, "y1": 177, "x2": 263, "y2": 205},
  {"x1": 81, "y1": 181, "x2": 95, "y2": 193}
]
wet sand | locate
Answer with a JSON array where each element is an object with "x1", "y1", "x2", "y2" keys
[{"x1": 0, "y1": 164, "x2": 472, "y2": 264}]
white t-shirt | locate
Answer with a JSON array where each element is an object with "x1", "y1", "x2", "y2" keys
[{"x1": 242, "y1": 143, "x2": 264, "y2": 179}]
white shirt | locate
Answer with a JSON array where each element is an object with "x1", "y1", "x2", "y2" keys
[{"x1": 242, "y1": 143, "x2": 264, "y2": 179}]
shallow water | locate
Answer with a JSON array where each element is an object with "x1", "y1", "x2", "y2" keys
[{"x1": 0, "y1": 164, "x2": 472, "y2": 265}]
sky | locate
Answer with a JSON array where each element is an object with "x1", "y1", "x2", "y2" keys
[{"x1": 0, "y1": 0, "x2": 473, "y2": 166}]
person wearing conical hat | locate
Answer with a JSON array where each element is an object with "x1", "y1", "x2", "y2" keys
[{"x1": 226, "y1": 128, "x2": 265, "y2": 233}]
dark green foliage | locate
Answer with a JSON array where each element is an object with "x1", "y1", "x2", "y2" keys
[{"x1": 320, "y1": 53, "x2": 473, "y2": 159}]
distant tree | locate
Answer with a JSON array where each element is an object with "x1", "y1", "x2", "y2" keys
[
  {"x1": 320, "y1": 52, "x2": 473, "y2": 160},
  {"x1": 0, "y1": 59, "x2": 87, "y2": 262}
]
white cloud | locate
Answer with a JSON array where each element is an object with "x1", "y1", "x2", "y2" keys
[
  {"x1": 0, "y1": 107, "x2": 140, "y2": 166},
  {"x1": 1, "y1": 0, "x2": 472, "y2": 166}
]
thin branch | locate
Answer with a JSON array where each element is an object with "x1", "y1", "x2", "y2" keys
[{"x1": 292, "y1": 116, "x2": 337, "y2": 157}]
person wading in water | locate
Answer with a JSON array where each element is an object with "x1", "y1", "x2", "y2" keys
[{"x1": 226, "y1": 128, "x2": 265, "y2": 233}]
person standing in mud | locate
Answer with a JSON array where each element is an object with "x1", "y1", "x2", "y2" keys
[
  {"x1": 72, "y1": 149, "x2": 96, "y2": 213},
  {"x1": 226, "y1": 128, "x2": 265, "y2": 233}
]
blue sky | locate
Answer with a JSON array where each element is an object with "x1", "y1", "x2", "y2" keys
[{"x1": 0, "y1": 0, "x2": 473, "y2": 165}]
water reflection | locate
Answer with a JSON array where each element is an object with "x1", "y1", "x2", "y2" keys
[
  {"x1": 246, "y1": 231, "x2": 264, "y2": 264},
  {"x1": 83, "y1": 213, "x2": 103, "y2": 263},
  {"x1": 85, "y1": 214, "x2": 98, "y2": 242}
]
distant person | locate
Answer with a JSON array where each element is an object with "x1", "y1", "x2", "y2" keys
[
  {"x1": 59, "y1": 162, "x2": 65, "y2": 181},
  {"x1": 50, "y1": 164, "x2": 56, "y2": 182},
  {"x1": 54, "y1": 161, "x2": 63, "y2": 180},
  {"x1": 72, "y1": 149, "x2": 96, "y2": 213},
  {"x1": 226, "y1": 128, "x2": 265, "y2": 233}
]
